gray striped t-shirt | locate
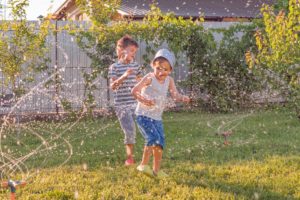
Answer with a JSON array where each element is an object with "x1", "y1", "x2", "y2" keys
[{"x1": 108, "y1": 61, "x2": 142, "y2": 107}]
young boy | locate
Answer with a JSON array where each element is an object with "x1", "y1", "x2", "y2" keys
[
  {"x1": 108, "y1": 35, "x2": 142, "y2": 166},
  {"x1": 132, "y1": 49, "x2": 190, "y2": 178}
]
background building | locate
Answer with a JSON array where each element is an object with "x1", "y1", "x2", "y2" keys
[{"x1": 52, "y1": 0, "x2": 275, "y2": 22}]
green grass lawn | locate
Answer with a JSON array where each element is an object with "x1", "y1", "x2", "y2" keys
[{"x1": 0, "y1": 108, "x2": 299, "y2": 199}]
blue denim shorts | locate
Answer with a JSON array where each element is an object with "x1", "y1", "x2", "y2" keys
[{"x1": 136, "y1": 115, "x2": 165, "y2": 149}]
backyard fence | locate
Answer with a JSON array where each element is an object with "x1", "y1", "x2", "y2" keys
[
  {"x1": 0, "y1": 20, "x2": 196, "y2": 116},
  {"x1": 1, "y1": 20, "x2": 277, "y2": 116}
]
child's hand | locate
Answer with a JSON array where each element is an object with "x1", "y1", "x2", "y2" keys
[
  {"x1": 182, "y1": 95, "x2": 191, "y2": 103},
  {"x1": 119, "y1": 51, "x2": 128, "y2": 63},
  {"x1": 124, "y1": 68, "x2": 134, "y2": 77},
  {"x1": 136, "y1": 75, "x2": 142, "y2": 82},
  {"x1": 142, "y1": 98, "x2": 155, "y2": 107}
]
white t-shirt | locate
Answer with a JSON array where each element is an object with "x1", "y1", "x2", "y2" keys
[{"x1": 135, "y1": 73, "x2": 170, "y2": 120}]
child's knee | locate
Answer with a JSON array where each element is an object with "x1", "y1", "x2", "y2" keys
[
  {"x1": 146, "y1": 138, "x2": 164, "y2": 149},
  {"x1": 124, "y1": 133, "x2": 136, "y2": 144}
]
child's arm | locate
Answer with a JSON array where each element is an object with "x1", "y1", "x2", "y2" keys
[
  {"x1": 136, "y1": 75, "x2": 143, "y2": 82},
  {"x1": 169, "y1": 77, "x2": 190, "y2": 103},
  {"x1": 131, "y1": 75, "x2": 155, "y2": 106},
  {"x1": 110, "y1": 68, "x2": 134, "y2": 90}
]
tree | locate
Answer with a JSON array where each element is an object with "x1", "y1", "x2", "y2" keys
[
  {"x1": 0, "y1": 0, "x2": 50, "y2": 96},
  {"x1": 246, "y1": 0, "x2": 300, "y2": 116},
  {"x1": 75, "y1": 0, "x2": 121, "y2": 25},
  {"x1": 274, "y1": 0, "x2": 290, "y2": 13}
]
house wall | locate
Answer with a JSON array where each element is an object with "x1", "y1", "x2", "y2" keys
[{"x1": 65, "y1": 4, "x2": 89, "y2": 21}]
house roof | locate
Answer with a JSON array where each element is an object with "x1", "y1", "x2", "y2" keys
[
  {"x1": 54, "y1": 0, "x2": 73, "y2": 14},
  {"x1": 52, "y1": 0, "x2": 73, "y2": 19},
  {"x1": 53, "y1": 0, "x2": 275, "y2": 20},
  {"x1": 119, "y1": 0, "x2": 275, "y2": 20}
]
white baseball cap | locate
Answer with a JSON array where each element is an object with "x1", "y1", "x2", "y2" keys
[{"x1": 152, "y1": 49, "x2": 175, "y2": 68}]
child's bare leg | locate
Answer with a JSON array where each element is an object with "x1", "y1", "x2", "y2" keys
[
  {"x1": 140, "y1": 146, "x2": 153, "y2": 165},
  {"x1": 152, "y1": 146, "x2": 163, "y2": 173},
  {"x1": 125, "y1": 144, "x2": 134, "y2": 159}
]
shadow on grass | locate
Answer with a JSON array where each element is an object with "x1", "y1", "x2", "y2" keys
[
  {"x1": 174, "y1": 167, "x2": 296, "y2": 200},
  {"x1": 168, "y1": 155, "x2": 300, "y2": 200},
  {"x1": 164, "y1": 139, "x2": 300, "y2": 166}
]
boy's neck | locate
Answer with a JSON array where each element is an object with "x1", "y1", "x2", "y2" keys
[{"x1": 118, "y1": 60, "x2": 132, "y2": 64}]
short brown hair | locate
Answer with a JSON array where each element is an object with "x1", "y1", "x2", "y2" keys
[{"x1": 117, "y1": 35, "x2": 139, "y2": 49}]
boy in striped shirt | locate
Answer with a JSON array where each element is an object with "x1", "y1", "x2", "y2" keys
[{"x1": 108, "y1": 35, "x2": 142, "y2": 166}]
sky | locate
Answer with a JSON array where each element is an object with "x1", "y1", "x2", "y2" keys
[
  {"x1": 1, "y1": 0, "x2": 66, "y2": 20},
  {"x1": 26, "y1": 0, "x2": 65, "y2": 20}
]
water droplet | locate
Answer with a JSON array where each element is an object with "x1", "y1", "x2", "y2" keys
[
  {"x1": 83, "y1": 163, "x2": 88, "y2": 170},
  {"x1": 74, "y1": 190, "x2": 79, "y2": 199}
]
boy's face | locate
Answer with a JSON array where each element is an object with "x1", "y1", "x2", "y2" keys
[
  {"x1": 118, "y1": 45, "x2": 137, "y2": 64},
  {"x1": 152, "y1": 60, "x2": 172, "y2": 81}
]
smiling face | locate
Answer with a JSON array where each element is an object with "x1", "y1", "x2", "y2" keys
[
  {"x1": 152, "y1": 57, "x2": 172, "y2": 82},
  {"x1": 116, "y1": 35, "x2": 139, "y2": 64},
  {"x1": 117, "y1": 45, "x2": 137, "y2": 64}
]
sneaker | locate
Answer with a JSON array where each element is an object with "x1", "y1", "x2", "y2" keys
[
  {"x1": 125, "y1": 158, "x2": 135, "y2": 166},
  {"x1": 154, "y1": 170, "x2": 169, "y2": 179},
  {"x1": 136, "y1": 165, "x2": 154, "y2": 177}
]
